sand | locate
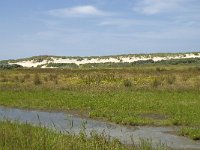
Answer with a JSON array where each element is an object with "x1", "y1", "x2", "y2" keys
[{"x1": 9, "y1": 53, "x2": 200, "y2": 68}]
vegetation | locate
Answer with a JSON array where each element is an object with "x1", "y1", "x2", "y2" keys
[
  {"x1": 157, "y1": 58, "x2": 200, "y2": 65},
  {"x1": 180, "y1": 127, "x2": 200, "y2": 140},
  {"x1": 46, "y1": 63, "x2": 78, "y2": 68},
  {"x1": 1, "y1": 89, "x2": 200, "y2": 126},
  {"x1": 8, "y1": 55, "x2": 53, "y2": 63},
  {"x1": 79, "y1": 58, "x2": 200, "y2": 68},
  {"x1": 3, "y1": 58, "x2": 200, "y2": 69},
  {"x1": 6, "y1": 52, "x2": 200, "y2": 69},
  {"x1": 0, "y1": 121, "x2": 166, "y2": 150},
  {"x1": 0, "y1": 64, "x2": 22, "y2": 70},
  {"x1": 0, "y1": 62, "x2": 200, "y2": 141},
  {"x1": 34, "y1": 74, "x2": 42, "y2": 85}
]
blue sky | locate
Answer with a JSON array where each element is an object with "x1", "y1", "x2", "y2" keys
[{"x1": 0, "y1": 0, "x2": 200, "y2": 59}]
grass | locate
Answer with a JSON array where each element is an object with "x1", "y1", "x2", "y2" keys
[
  {"x1": 0, "y1": 121, "x2": 166, "y2": 150},
  {"x1": 0, "y1": 89, "x2": 200, "y2": 126},
  {"x1": 179, "y1": 127, "x2": 200, "y2": 140},
  {"x1": 0, "y1": 65, "x2": 200, "y2": 140}
]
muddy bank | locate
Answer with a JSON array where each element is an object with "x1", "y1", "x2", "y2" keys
[{"x1": 0, "y1": 106, "x2": 200, "y2": 149}]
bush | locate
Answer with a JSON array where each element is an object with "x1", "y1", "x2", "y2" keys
[
  {"x1": 0, "y1": 64, "x2": 22, "y2": 70},
  {"x1": 156, "y1": 67, "x2": 166, "y2": 72},
  {"x1": 77, "y1": 58, "x2": 84, "y2": 61},
  {"x1": 152, "y1": 78, "x2": 162, "y2": 87},
  {"x1": 123, "y1": 79, "x2": 132, "y2": 87},
  {"x1": 44, "y1": 76, "x2": 48, "y2": 82},
  {"x1": 34, "y1": 74, "x2": 42, "y2": 85},
  {"x1": 166, "y1": 75, "x2": 176, "y2": 85},
  {"x1": 46, "y1": 63, "x2": 78, "y2": 68},
  {"x1": 14, "y1": 76, "x2": 19, "y2": 82},
  {"x1": 24, "y1": 74, "x2": 31, "y2": 79}
]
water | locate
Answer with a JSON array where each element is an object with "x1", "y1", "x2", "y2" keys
[{"x1": 0, "y1": 106, "x2": 200, "y2": 149}]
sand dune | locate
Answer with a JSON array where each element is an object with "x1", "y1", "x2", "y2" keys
[{"x1": 9, "y1": 53, "x2": 200, "y2": 68}]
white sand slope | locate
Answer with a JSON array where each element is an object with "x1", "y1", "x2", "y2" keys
[{"x1": 9, "y1": 53, "x2": 200, "y2": 68}]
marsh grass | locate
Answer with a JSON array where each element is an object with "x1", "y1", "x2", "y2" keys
[
  {"x1": 0, "y1": 121, "x2": 167, "y2": 150},
  {"x1": 179, "y1": 127, "x2": 200, "y2": 140},
  {"x1": 0, "y1": 89, "x2": 200, "y2": 127},
  {"x1": 0, "y1": 66, "x2": 200, "y2": 140}
]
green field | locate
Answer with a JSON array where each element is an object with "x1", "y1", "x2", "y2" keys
[
  {"x1": 0, "y1": 63, "x2": 200, "y2": 143},
  {"x1": 1, "y1": 89, "x2": 200, "y2": 140}
]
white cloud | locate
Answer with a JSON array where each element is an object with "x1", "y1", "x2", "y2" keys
[
  {"x1": 48, "y1": 5, "x2": 110, "y2": 17},
  {"x1": 133, "y1": 0, "x2": 183, "y2": 15},
  {"x1": 99, "y1": 19, "x2": 138, "y2": 26},
  {"x1": 98, "y1": 18, "x2": 159, "y2": 27}
]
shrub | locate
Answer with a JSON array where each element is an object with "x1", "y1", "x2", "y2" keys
[
  {"x1": 24, "y1": 74, "x2": 31, "y2": 79},
  {"x1": 48, "y1": 74, "x2": 58, "y2": 81},
  {"x1": 0, "y1": 64, "x2": 22, "y2": 70},
  {"x1": 44, "y1": 76, "x2": 48, "y2": 82},
  {"x1": 46, "y1": 63, "x2": 78, "y2": 68},
  {"x1": 77, "y1": 58, "x2": 84, "y2": 61},
  {"x1": 152, "y1": 78, "x2": 162, "y2": 87},
  {"x1": 34, "y1": 74, "x2": 42, "y2": 85},
  {"x1": 1, "y1": 77, "x2": 8, "y2": 82},
  {"x1": 123, "y1": 79, "x2": 132, "y2": 87},
  {"x1": 14, "y1": 76, "x2": 19, "y2": 82},
  {"x1": 156, "y1": 67, "x2": 166, "y2": 72},
  {"x1": 166, "y1": 75, "x2": 176, "y2": 85},
  {"x1": 20, "y1": 78, "x2": 25, "y2": 83}
]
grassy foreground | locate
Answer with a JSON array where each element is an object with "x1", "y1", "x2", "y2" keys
[
  {"x1": 0, "y1": 66, "x2": 200, "y2": 140},
  {"x1": 0, "y1": 121, "x2": 166, "y2": 150},
  {"x1": 0, "y1": 89, "x2": 200, "y2": 127}
]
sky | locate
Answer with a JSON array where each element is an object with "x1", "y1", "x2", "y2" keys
[{"x1": 0, "y1": 0, "x2": 200, "y2": 60}]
